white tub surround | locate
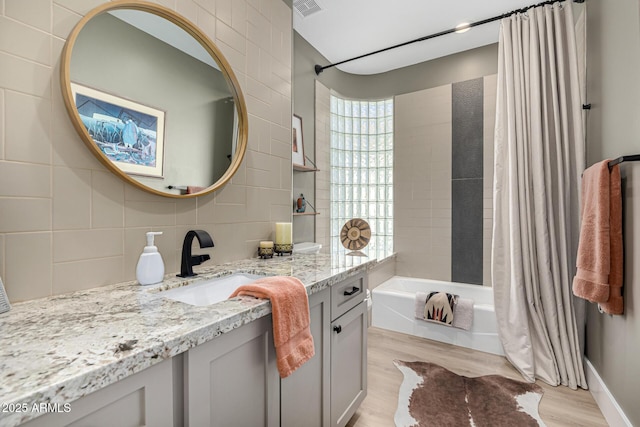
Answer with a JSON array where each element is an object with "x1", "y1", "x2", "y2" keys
[
  {"x1": 372, "y1": 276, "x2": 504, "y2": 356},
  {"x1": 0, "y1": 252, "x2": 393, "y2": 427}
]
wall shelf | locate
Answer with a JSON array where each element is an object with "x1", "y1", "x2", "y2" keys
[
  {"x1": 293, "y1": 164, "x2": 319, "y2": 172},
  {"x1": 293, "y1": 212, "x2": 320, "y2": 216}
]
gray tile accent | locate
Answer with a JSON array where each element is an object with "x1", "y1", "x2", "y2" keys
[
  {"x1": 452, "y1": 79, "x2": 483, "y2": 179},
  {"x1": 451, "y1": 179, "x2": 483, "y2": 285},
  {"x1": 452, "y1": 78, "x2": 484, "y2": 285}
]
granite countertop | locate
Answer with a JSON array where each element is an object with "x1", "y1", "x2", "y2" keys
[{"x1": 0, "y1": 251, "x2": 392, "y2": 426}]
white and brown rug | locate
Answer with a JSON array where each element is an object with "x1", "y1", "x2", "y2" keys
[{"x1": 394, "y1": 360, "x2": 546, "y2": 427}]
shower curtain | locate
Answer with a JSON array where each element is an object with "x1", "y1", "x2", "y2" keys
[{"x1": 492, "y1": 1, "x2": 587, "y2": 389}]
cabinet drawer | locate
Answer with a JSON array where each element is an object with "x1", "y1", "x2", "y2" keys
[{"x1": 331, "y1": 273, "x2": 366, "y2": 320}]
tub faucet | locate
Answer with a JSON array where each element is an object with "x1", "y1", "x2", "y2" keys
[{"x1": 178, "y1": 230, "x2": 214, "y2": 278}]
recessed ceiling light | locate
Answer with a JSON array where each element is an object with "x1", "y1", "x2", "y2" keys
[{"x1": 455, "y1": 23, "x2": 471, "y2": 33}]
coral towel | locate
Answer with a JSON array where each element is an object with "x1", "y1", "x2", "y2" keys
[
  {"x1": 230, "y1": 276, "x2": 315, "y2": 377},
  {"x1": 572, "y1": 160, "x2": 624, "y2": 314}
]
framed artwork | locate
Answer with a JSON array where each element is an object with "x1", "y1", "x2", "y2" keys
[
  {"x1": 292, "y1": 114, "x2": 305, "y2": 167},
  {"x1": 71, "y1": 83, "x2": 165, "y2": 178}
]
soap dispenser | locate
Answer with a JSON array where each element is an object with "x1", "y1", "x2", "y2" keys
[{"x1": 136, "y1": 232, "x2": 165, "y2": 285}]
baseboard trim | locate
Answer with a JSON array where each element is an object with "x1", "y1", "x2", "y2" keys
[{"x1": 585, "y1": 358, "x2": 632, "y2": 427}]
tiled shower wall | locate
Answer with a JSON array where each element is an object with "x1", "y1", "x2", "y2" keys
[
  {"x1": 395, "y1": 75, "x2": 495, "y2": 286},
  {"x1": 0, "y1": 0, "x2": 293, "y2": 302},
  {"x1": 314, "y1": 80, "x2": 331, "y2": 253}
]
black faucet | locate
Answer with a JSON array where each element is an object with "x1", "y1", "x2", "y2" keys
[{"x1": 177, "y1": 230, "x2": 214, "y2": 278}]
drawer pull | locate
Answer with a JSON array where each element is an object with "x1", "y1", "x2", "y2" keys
[
  {"x1": 343, "y1": 287, "x2": 360, "y2": 296},
  {"x1": 333, "y1": 325, "x2": 342, "y2": 334}
]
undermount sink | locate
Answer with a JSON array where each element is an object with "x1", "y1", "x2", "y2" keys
[{"x1": 162, "y1": 273, "x2": 263, "y2": 306}]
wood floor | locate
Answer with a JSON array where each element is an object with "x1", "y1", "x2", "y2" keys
[{"x1": 347, "y1": 327, "x2": 608, "y2": 427}]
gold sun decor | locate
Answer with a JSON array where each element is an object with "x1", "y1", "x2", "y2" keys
[{"x1": 340, "y1": 218, "x2": 371, "y2": 255}]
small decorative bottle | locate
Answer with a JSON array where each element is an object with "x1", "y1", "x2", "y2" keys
[{"x1": 296, "y1": 194, "x2": 306, "y2": 213}]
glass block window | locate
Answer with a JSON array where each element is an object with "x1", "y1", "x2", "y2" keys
[{"x1": 330, "y1": 95, "x2": 393, "y2": 258}]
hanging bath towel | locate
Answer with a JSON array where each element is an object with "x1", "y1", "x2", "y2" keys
[{"x1": 572, "y1": 160, "x2": 624, "y2": 314}]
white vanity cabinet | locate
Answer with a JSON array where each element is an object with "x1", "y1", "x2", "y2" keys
[
  {"x1": 184, "y1": 314, "x2": 280, "y2": 427},
  {"x1": 22, "y1": 357, "x2": 176, "y2": 427},
  {"x1": 281, "y1": 287, "x2": 331, "y2": 427},
  {"x1": 330, "y1": 273, "x2": 368, "y2": 427}
]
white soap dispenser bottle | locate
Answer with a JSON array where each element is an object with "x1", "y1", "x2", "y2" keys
[{"x1": 136, "y1": 231, "x2": 165, "y2": 285}]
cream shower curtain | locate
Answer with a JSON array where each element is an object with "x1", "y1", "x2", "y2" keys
[{"x1": 492, "y1": 1, "x2": 587, "y2": 389}]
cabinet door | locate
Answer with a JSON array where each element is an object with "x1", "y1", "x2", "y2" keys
[
  {"x1": 22, "y1": 358, "x2": 175, "y2": 427},
  {"x1": 281, "y1": 288, "x2": 331, "y2": 427},
  {"x1": 185, "y1": 315, "x2": 279, "y2": 427},
  {"x1": 330, "y1": 301, "x2": 367, "y2": 427}
]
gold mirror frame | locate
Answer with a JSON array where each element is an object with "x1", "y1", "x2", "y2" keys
[{"x1": 60, "y1": 0, "x2": 248, "y2": 198}]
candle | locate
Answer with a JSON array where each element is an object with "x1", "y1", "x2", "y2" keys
[
  {"x1": 259, "y1": 241, "x2": 274, "y2": 249},
  {"x1": 275, "y1": 222, "x2": 292, "y2": 245}
]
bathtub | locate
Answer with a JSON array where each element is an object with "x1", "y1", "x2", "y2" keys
[{"x1": 371, "y1": 276, "x2": 504, "y2": 356}]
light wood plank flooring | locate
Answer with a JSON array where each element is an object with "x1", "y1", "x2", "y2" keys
[{"x1": 347, "y1": 327, "x2": 608, "y2": 427}]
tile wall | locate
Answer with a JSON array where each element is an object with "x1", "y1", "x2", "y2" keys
[
  {"x1": 395, "y1": 75, "x2": 496, "y2": 285},
  {"x1": 0, "y1": 0, "x2": 293, "y2": 302},
  {"x1": 314, "y1": 80, "x2": 330, "y2": 253}
]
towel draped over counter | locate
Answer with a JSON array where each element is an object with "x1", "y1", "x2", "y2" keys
[{"x1": 230, "y1": 276, "x2": 315, "y2": 377}]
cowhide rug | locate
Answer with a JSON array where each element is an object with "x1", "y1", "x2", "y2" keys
[{"x1": 394, "y1": 360, "x2": 546, "y2": 427}]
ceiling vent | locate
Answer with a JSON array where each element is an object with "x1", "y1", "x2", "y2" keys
[{"x1": 293, "y1": 0, "x2": 322, "y2": 18}]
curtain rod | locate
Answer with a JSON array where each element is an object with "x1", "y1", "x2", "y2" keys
[{"x1": 314, "y1": 0, "x2": 584, "y2": 75}]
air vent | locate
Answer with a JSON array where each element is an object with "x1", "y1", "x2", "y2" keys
[{"x1": 293, "y1": 0, "x2": 322, "y2": 17}]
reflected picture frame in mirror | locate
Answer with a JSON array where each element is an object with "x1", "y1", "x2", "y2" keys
[{"x1": 60, "y1": 0, "x2": 248, "y2": 198}]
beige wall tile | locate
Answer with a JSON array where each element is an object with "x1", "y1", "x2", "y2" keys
[
  {"x1": 245, "y1": 186, "x2": 273, "y2": 222},
  {"x1": 216, "y1": 20, "x2": 246, "y2": 55},
  {"x1": 428, "y1": 254, "x2": 452, "y2": 281},
  {"x1": 5, "y1": 91, "x2": 51, "y2": 164},
  {"x1": 6, "y1": 0, "x2": 52, "y2": 32},
  {"x1": 247, "y1": 5, "x2": 270, "y2": 52},
  {"x1": 125, "y1": 200, "x2": 176, "y2": 227},
  {"x1": 0, "y1": 17, "x2": 52, "y2": 66},
  {"x1": 215, "y1": 181, "x2": 247, "y2": 205},
  {"x1": 53, "y1": 256, "x2": 124, "y2": 294},
  {"x1": 246, "y1": 41, "x2": 262, "y2": 83},
  {"x1": 0, "y1": 235, "x2": 4, "y2": 282},
  {"x1": 52, "y1": 4, "x2": 80, "y2": 39},
  {"x1": 0, "y1": 161, "x2": 50, "y2": 197},
  {"x1": 92, "y1": 171, "x2": 124, "y2": 228},
  {"x1": 194, "y1": 193, "x2": 216, "y2": 224},
  {"x1": 246, "y1": 93, "x2": 272, "y2": 122},
  {"x1": 0, "y1": 53, "x2": 50, "y2": 99},
  {"x1": 247, "y1": 77, "x2": 272, "y2": 106},
  {"x1": 53, "y1": 167, "x2": 91, "y2": 230},
  {"x1": 176, "y1": 198, "x2": 198, "y2": 225},
  {"x1": 215, "y1": 38, "x2": 246, "y2": 73},
  {"x1": 0, "y1": 198, "x2": 51, "y2": 232},
  {"x1": 231, "y1": 0, "x2": 248, "y2": 35},
  {"x1": 216, "y1": 0, "x2": 233, "y2": 27},
  {"x1": 249, "y1": 113, "x2": 271, "y2": 154},
  {"x1": 52, "y1": 0, "x2": 106, "y2": 15},
  {"x1": 5, "y1": 232, "x2": 52, "y2": 302},
  {"x1": 368, "y1": 258, "x2": 396, "y2": 290},
  {"x1": 211, "y1": 199, "x2": 249, "y2": 224},
  {"x1": 53, "y1": 229, "x2": 123, "y2": 263},
  {"x1": 176, "y1": 0, "x2": 199, "y2": 23},
  {"x1": 0, "y1": 90, "x2": 4, "y2": 159},
  {"x1": 196, "y1": 8, "x2": 216, "y2": 41}
]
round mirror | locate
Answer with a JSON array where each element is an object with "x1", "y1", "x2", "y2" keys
[{"x1": 60, "y1": 1, "x2": 248, "y2": 198}]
